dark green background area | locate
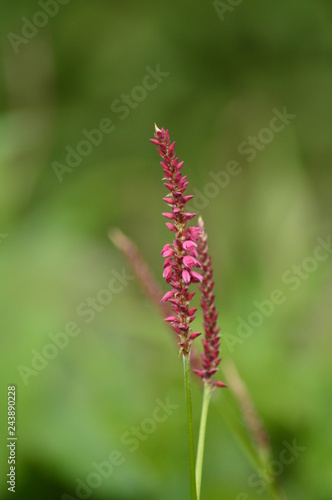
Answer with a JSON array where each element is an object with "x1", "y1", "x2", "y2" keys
[{"x1": 1, "y1": 1, "x2": 332, "y2": 499}]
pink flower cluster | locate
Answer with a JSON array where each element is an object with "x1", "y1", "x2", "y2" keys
[
  {"x1": 194, "y1": 217, "x2": 226, "y2": 388},
  {"x1": 150, "y1": 124, "x2": 203, "y2": 356}
]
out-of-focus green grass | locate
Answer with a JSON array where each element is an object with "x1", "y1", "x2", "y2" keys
[{"x1": 1, "y1": 1, "x2": 332, "y2": 499}]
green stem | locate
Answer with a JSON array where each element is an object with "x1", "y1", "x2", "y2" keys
[
  {"x1": 183, "y1": 353, "x2": 197, "y2": 500},
  {"x1": 195, "y1": 383, "x2": 212, "y2": 499}
]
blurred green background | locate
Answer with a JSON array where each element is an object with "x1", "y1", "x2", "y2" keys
[{"x1": 1, "y1": 1, "x2": 332, "y2": 499}]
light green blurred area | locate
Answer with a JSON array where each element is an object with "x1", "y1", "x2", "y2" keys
[{"x1": 1, "y1": 1, "x2": 332, "y2": 499}]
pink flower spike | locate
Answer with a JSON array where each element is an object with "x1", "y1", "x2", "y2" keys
[
  {"x1": 193, "y1": 216, "x2": 225, "y2": 388},
  {"x1": 151, "y1": 125, "x2": 204, "y2": 355},
  {"x1": 182, "y1": 269, "x2": 191, "y2": 284}
]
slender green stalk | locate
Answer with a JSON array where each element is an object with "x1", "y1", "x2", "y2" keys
[
  {"x1": 195, "y1": 383, "x2": 212, "y2": 499},
  {"x1": 183, "y1": 353, "x2": 197, "y2": 500}
]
